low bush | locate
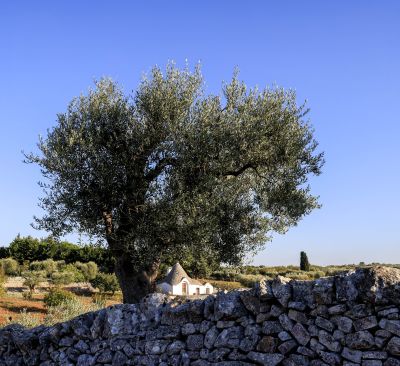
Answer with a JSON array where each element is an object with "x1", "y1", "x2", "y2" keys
[
  {"x1": 44, "y1": 297, "x2": 103, "y2": 326},
  {"x1": 74, "y1": 261, "x2": 98, "y2": 281},
  {"x1": 236, "y1": 274, "x2": 264, "y2": 288},
  {"x1": 205, "y1": 279, "x2": 242, "y2": 291},
  {"x1": 51, "y1": 271, "x2": 78, "y2": 286},
  {"x1": 14, "y1": 309, "x2": 41, "y2": 328},
  {"x1": 0, "y1": 258, "x2": 19, "y2": 276},
  {"x1": 29, "y1": 259, "x2": 62, "y2": 276},
  {"x1": 90, "y1": 273, "x2": 120, "y2": 295},
  {"x1": 43, "y1": 288, "x2": 76, "y2": 307},
  {"x1": 284, "y1": 272, "x2": 313, "y2": 280}
]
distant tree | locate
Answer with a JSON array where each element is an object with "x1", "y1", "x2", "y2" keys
[
  {"x1": 300, "y1": 251, "x2": 310, "y2": 271},
  {"x1": 9, "y1": 236, "x2": 41, "y2": 263},
  {"x1": 26, "y1": 64, "x2": 323, "y2": 303},
  {"x1": 0, "y1": 246, "x2": 10, "y2": 259},
  {"x1": 22, "y1": 270, "x2": 45, "y2": 292},
  {"x1": 5, "y1": 235, "x2": 114, "y2": 272},
  {"x1": 78, "y1": 245, "x2": 115, "y2": 273}
]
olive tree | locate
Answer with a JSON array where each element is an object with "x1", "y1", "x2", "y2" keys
[{"x1": 26, "y1": 64, "x2": 323, "y2": 303}]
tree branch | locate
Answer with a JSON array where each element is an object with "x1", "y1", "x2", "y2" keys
[{"x1": 223, "y1": 162, "x2": 255, "y2": 177}]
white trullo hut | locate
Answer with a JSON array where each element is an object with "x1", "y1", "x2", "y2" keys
[{"x1": 156, "y1": 262, "x2": 213, "y2": 296}]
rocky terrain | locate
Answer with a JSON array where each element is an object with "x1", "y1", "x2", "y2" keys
[{"x1": 1, "y1": 266, "x2": 400, "y2": 365}]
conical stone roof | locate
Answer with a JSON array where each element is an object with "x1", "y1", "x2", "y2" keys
[{"x1": 162, "y1": 262, "x2": 203, "y2": 286}]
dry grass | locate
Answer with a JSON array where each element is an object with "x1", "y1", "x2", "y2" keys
[{"x1": 0, "y1": 291, "x2": 120, "y2": 327}]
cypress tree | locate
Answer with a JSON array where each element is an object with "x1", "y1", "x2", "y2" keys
[{"x1": 300, "y1": 251, "x2": 310, "y2": 271}]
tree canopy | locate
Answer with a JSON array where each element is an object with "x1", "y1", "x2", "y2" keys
[{"x1": 26, "y1": 64, "x2": 324, "y2": 302}]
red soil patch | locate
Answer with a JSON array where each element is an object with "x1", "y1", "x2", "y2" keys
[
  {"x1": 0, "y1": 293, "x2": 121, "y2": 325},
  {"x1": 0, "y1": 295, "x2": 47, "y2": 323}
]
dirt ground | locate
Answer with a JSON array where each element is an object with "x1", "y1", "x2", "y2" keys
[{"x1": 0, "y1": 277, "x2": 121, "y2": 324}]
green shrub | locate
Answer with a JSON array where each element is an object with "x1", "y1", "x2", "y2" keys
[
  {"x1": 90, "y1": 273, "x2": 120, "y2": 295},
  {"x1": 51, "y1": 271, "x2": 78, "y2": 286},
  {"x1": 206, "y1": 279, "x2": 242, "y2": 291},
  {"x1": 44, "y1": 297, "x2": 104, "y2": 326},
  {"x1": 210, "y1": 270, "x2": 240, "y2": 282},
  {"x1": 237, "y1": 274, "x2": 264, "y2": 288},
  {"x1": 0, "y1": 258, "x2": 19, "y2": 275},
  {"x1": 285, "y1": 272, "x2": 312, "y2": 280},
  {"x1": 310, "y1": 270, "x2": 326, "y2": 279},
  {"x1": 74, "y1": 261, "x2": 98, "y2": 281},
  {"x1": 43, "y1": 288, "x2": 76, "y2": 307},
  {"x1": 29, "y1": 259, "x2": 59, "y2": 276},
  {"x1": 64, "y1": 264, "x2": 85, "y2": 281}
]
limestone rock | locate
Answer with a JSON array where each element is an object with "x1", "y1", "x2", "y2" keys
[
  {"x1": 247, "y1": 351, "x2": 284, "y2": 365},
  {"x1": 387, "y1": 337, "x2": 400, "y2": 356},
  {"x1": 346, "y1": 331, "x2": 375, "y2": 350}
]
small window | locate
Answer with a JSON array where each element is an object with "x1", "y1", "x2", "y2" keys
[
  {"x1": 196, "y1": 287, "x2": 200, "y2": 295},
  {"x1": 206, "y1": 287, "x2": 210, "y2": 294},
  {"x1": 182, "y1": 282, "x2": 187, "y2": 294}
]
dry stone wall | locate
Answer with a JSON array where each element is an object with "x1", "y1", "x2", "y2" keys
[{"x1": 1, "y1": 266, "x2": 400, "y2": 366}]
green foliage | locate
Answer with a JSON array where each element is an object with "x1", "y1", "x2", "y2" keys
[
  {"x1": 51, "y1": 271, "x2": 76, "y2": 286},
  {"x1": 50, "y1": 264, "x2": 85, "y2": 285},
  {"x1": 21, "y1": 270, "x2": 45, "y2": 292},
  {"x1": 90, "y1": 273, "x2": 120, "y2": 294},
  {"x1": 29, "y1": 259, "x2": 60, "y2": 276},
  {"x1": 300, "y1": 251, "x2": 311, "y2": 271},
  {"x1": 206, "y1": 279, "x2": 243, "y2": 291},
  {"x1": 0, "y1": 246, "x2": 10, "y2": 259},
  {"x1": 236, "y1": 274, "x2": 264, "y2": 288},
  {"x1": 5, "y1": 235, "x2": 114, "y2": 272},
  {"x1": 0, "y1": 258, "x2": 19, "y2": 275},
  {"x1": 207, "y1": 264, "x2": 366, "y2": 282},
  {"x1": 74, "y1": 261, "x2": 98, "y2": 281},
  {"x1": 160, "y1": 251, "x2": 220, "y2": 279},
  {"x1": 9, "y1": 236, "x2": 42, "y2": 263},
  {"x1": 43, "y1": 288, "x2": 76, "y2": 307},
  {"x1": 26, "y1": 63, "x2": 323, "y2": 302}
]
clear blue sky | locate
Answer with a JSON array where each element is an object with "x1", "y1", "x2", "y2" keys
[{"x1": 1, "y1": 1, "x2": 399, "y2": 266}]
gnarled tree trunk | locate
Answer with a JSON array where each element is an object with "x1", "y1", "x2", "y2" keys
[{"x1": 114, "y1": 254, "x2": 160, "y2": 303}]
